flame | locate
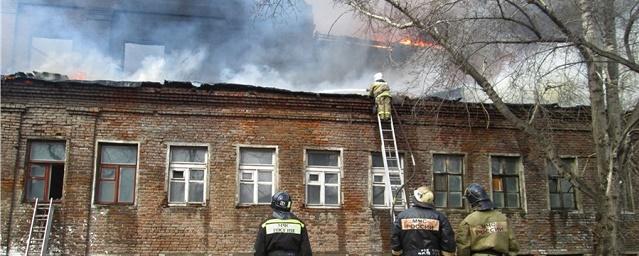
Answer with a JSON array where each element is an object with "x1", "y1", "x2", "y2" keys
[
  {"x1": 399, "y1": 38, "x2": 435, "y2": 48},
  {"x1": 70, "y1": 71, "x2": 86, "y2": 80}
]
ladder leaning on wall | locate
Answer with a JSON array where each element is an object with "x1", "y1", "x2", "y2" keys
[
  {"x1": 25, "y1": 197, "x2": 54, "y2": 256},
  {"x1": 377, "y1": 113, "x2": 409, "y2": 222}
]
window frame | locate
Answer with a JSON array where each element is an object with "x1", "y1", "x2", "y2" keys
[
  {"x1": 546, "y1": 157, "x2": 579, "y2": 211},
  {"x1": 304, "y1": 148, "x2": 343, "y2": 208},
  {"x1": 621, "y1": 169, "x2": 636, "y2": 214},
  {"x1": 431, "y1": 153, "x2": 465, "y2": 209},
  {"x1": 370, "y1": 152, "x2": 405, "y2": 209},
  {"x1": 25, "y1": 140, "x2": 67, "y2": 203},
  {"x1": 93, "y1": 141, "x2": 140, "y2": 206},
  {"x1": 167, "y1": 144, "x2": 209, "y2": 206},
  {"x1": 489, "y1": 154, "x2": 526, "y2": 211},
  {"x1": 236, "y1": 145, "x2": 278, "y2": 206}
]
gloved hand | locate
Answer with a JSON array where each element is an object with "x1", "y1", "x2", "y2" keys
[{"x1": 392, "y1": 249, "x2": 403, "y2": 255}]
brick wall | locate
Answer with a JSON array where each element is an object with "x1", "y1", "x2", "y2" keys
[{"x1": 1, "y1": 78, "x2": 637, "y2": 255}]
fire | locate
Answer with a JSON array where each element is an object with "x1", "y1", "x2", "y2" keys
[
  {"x1": 398, "y1": 38, "x2": 435, "y2": 48},
  {"x1": 70, "y1": 71, "x2": 86, "y2": 80}
]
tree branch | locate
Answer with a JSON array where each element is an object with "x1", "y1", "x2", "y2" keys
[{"x1": 345, "y1": 1, "x2": 415, "y2": 29}]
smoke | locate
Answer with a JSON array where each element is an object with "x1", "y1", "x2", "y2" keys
[{"x1": 2, "y1": 0, "x2": 408, "y2": 94}]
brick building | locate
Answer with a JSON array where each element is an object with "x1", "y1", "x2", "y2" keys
[{"x1": 1, "y1": 75, "x2": 638, "y2": 255}]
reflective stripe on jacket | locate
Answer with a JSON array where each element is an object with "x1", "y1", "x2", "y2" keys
[
  {"x1": 254, "y1": 214, "x2": 312, "y2": 256},
  {"x1": 456, "y1": 210, "x2": 519, "y2": 256},
  {"x1": 369, "y1": 81, "x2": 391, "y2": 98},
  {"x1": 391, "y1": 202, "x2": 456, "y2": 255}
]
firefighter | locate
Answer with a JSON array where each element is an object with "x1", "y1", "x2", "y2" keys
[
  {"x1": 368, "y1": 72, "x2": 392, "y2": 120},
  {"x1": 456, "y1": 183, "x2": 519, "y2": 256},
  {"x1": 391, "y1": 186, "x2": 456, "y2": 256},
  {"x1": 254, "y1": 191, "x2": 312, "y2": 256}
]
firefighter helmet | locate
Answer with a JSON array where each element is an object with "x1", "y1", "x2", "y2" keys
[
  {"x1": 464, "y1": 183, "x2": 494, "y2": 211},
  {"x1": 271, "y1": 191, "x2": 292, "y2": 212},
  {"x1": 413, "y1": 186, "x2": 434, "y2": 204},
  {"x1": 374, "y1": 72, "x2": 384, "y2": 81}
]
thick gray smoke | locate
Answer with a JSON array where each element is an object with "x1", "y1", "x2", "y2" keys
[{"x1": 1, "y1": 0, "x2": 413, "y2": 93}]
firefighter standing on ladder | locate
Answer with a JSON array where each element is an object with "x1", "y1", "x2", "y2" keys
[{"x1": 368, "y1": 72, "x2": 391, "y2": 120}]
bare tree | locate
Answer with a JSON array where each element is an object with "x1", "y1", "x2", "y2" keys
[{"x1": 332, "y1": 0, "x2": 639, "y2": 255}]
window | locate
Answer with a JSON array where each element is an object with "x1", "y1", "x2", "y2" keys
[
  {"x1": 26, "y1": 141, "x2": 66, "y2": 202},
  {"x1": 306, "y1": 150, "x2": 341, "y2": 207},
  {"x1": 238, "y1": 148, "x2": 276, "y2": 205},
  {"x1": 371, "y1": 153, "x2": 405, "y2": 207},
  {"x1": 491, "y1": 156, "x2": 522, "y2": 208},
  {"x1": 547, "y1": 158, "x2": 577, "y2": 210},
  {"x1": 123, "y1": 43, "x2": 165, "y2": 74},
  {"x1": 433, "y1": 154, "x2": 464, "y2": 208},
  {"x1": 621, "y1": 171, "x2": 635, "y2": 213},
  {"x1": 96, "y1": 143, "x2": 138, "y2": 204},
  {"x1": 168, "y1": 146, "x2": 208, "y2": 205}
]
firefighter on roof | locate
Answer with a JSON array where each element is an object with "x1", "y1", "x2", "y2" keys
[
  {"x1": 391, "y1": 186, "x2": 456, "y2": 256},
  {"x1": 254, "y1": 191, "x2": 312, "y2": 256},
  {"x1": 456, "y1": 183, "x2": 519, "y2": 256},
  {"x1": 368, "y1": 72, "x2": 392, "y2": 120}
]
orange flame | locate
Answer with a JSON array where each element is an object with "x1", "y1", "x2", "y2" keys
[
  {"x1": 399, "y1": 38, "x2": 434, "y2": 48},
  {"x1": 70, "y1": 71, "x2": 86, "y2": 80}
]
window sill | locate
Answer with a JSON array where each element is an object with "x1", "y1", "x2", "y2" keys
[
  {"x1": 304, "y1": 205, "x2": 341, "y2": 209},
  {"x1": 167, "y1": 203, "x2": 207, "y2": 207},
  {"x1": 92, "y1": 204, "x2": 137, "y2": 210},
  {"x1": 235, "y1": 203, "x2": 270, "y2": 208}
]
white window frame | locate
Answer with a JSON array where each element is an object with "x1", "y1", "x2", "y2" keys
[
  {"x1": 92, "y1": 140, "x2": 141, "y2": 207},
  {"x1": 370, "y1": 153, "x2": 405, "y2": 208},
  {"x1": 305, "y1": 148, "x2": 343, "y2": 208},
  {"x1": 166, "y1": 144, "x2": 209, "y2": 206},
  {"x1": 237, "y1": 146, "x2": 278, "y2": 206},
  {"x1": 488, "y1": 154, "x2": 527, "y2": 212}
]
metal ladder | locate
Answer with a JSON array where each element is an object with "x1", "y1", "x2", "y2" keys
[
  {"x1": 26, "y1": 198, "x2": 54, "y2": 256},
  {"x1": 377, "y1": 114, "x2": 408, "y2": 221}
]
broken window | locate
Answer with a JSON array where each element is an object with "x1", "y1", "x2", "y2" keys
[
  {"x1": 168, "y1": 146, "x2": 207, "y2": 205},
  {"x1": 26, "y1": 141, "x2": 66, "y2": 202},
  {"x1": 547, "y1": 158, "x2": 577, "y2": 210},
  {"x1": 433, "y1": 154, "x2": 464, "y2": 208},
  {"x1": 123, "y1": 43, "x2": 165, "y2": 74},
  {"x1": 371, "y1": 152, "x2": 405, "y2": 208},
  {"x1": 305, "y1": 150, "x2": 341, "y2": 207},
  {"x1": 96, "y1": 143, "x2": 137, "y2": 204},
  {"x1": 491, "y1": 156, "x2": 522, "y2": 209},
  {"x1": 30, "y1": 37, "x2": 73, "y2": 70},
  {"x1": 238, "y1": 148, "x2": 275, "y2": 205}
]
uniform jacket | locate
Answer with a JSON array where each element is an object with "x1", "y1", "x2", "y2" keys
[
  {"x1": 456, "y1": 210, "x2": 519, "y2": 256},
  {"x1": 369, "y1": 80, "x2": 391, "y2": 98},
  {"x1": 391, "y1": 201, "x2": 456, "y2": 255},
  {"x1": 254, "y1": 212, "x2": 312, "y2": 256}
]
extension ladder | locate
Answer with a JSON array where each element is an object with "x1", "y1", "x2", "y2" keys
[
  {"x1": 26, "y1": 198, "x2": 54, "y2": 256},
  {"x1": 377, "y1": 114, "x2": 408, "y2": 221}
]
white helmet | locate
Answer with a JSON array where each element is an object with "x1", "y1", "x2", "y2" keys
[
  {"x1": 414, "y1": 186, "x2": 434, "y2": 204},
  {"x1": 374, "y1": 72, "x2": 383, "y2": 81}
]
